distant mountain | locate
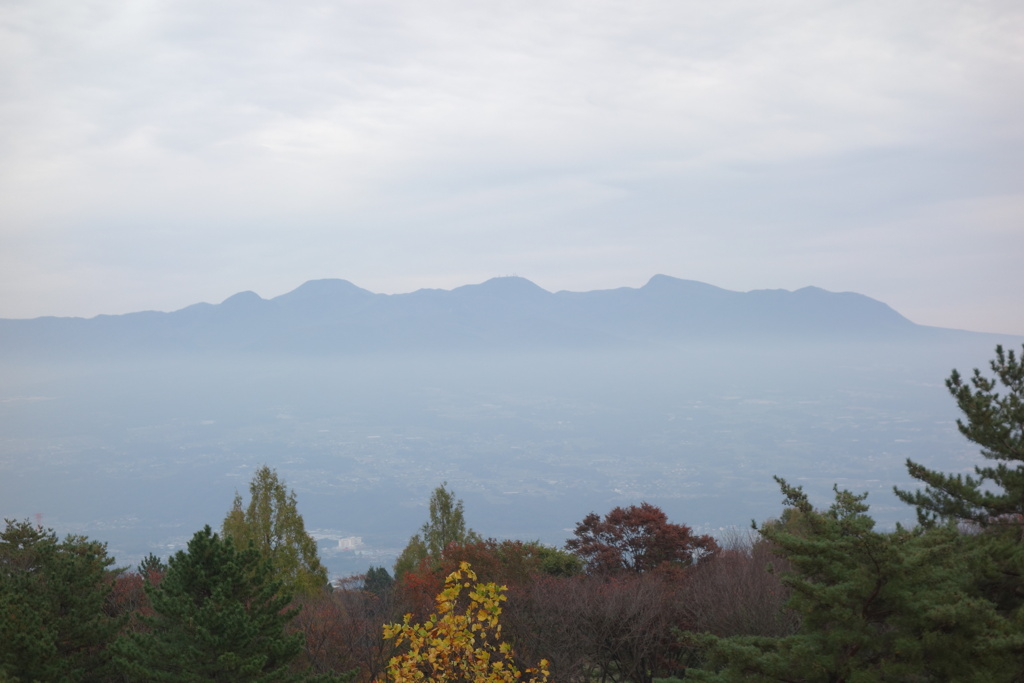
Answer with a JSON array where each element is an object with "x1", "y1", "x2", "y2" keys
[{"x1": 0, "y1": 276, "x2": 992, "y2": 359}]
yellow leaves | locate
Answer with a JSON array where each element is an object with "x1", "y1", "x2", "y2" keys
[{"x1": 378, "y1": 562, "x2": 550, "y2": 683}]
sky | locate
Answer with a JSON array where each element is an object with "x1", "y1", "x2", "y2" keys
[{"x1": 1, "y1": 0, "x2": 1023, "y2": 335}]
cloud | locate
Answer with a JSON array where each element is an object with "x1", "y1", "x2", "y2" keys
[{"x1": 1, "y1": 0, "x2": 1022, "y2": 333}]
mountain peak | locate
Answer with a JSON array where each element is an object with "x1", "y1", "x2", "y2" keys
[
  {"x1": 453, "y1": 276, "x2": 551, "y2": 298},
  {"x1": 220, "y1": 290, "x2": 264, "y2": 307},
  {"x1": 642, "y1": 275, "x2": 730, "y2": 296},
  {"x1": 274, "y1": 278, "x2": 372, "y2": 302}
]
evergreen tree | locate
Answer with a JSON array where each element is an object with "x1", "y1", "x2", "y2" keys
[
  {"x1": 689, "y1": 480, "x2": 1018, "y2": 682},
  {"x1": 892, "y1": 344, "x2": 1024, "y2": 669},
  {"x1": 223, "y1": 465, "x2": 328, "y2": 597},
  {"x1": 139, "y1": 551, "x2": 167, "y2": 578},
  {"x1": 394, "y1": 483, "x2": 480, "y2": 578},
  {"x1": 113, "y1": 525, "x2": 303, "y2": 682},
  {"x1": 0, "y1": 519, "x2": 121, "y2": 682},
  {"x1": 895, "y1": 344, "x2": 1024, "y2": 526},
  {"x1": 364, "y1": 566, "x2": 394, "y2": 597},
  {"x1": 691, "y1": 347, "x2": 1024, "y2": 681}
]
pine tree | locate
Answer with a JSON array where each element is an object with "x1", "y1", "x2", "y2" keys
[
  {"x1": 690, "y1": 346, "x2": 1024, "y2": 681},
  {"x1": 689, "y1": 480, "x2": 1018, "y2": 682},
  {"x1": 364, "y1": 566, "x2": 394, "y2": 597},
  {"x1": 895, "y1": 344, "x2": 1024, "y2": 526},
  {"x1": 893, "y1": 344, "x2": 1024, "y2": 667},
  {"x1": 113, "y1": 525, "x2": 303, "y2": 682},
  {"x1": 223, "y1": 465, "x2": 328, "y2": 597},
  {"x1": 0, "y1": 519, "x2": 121, "y2": 682}
]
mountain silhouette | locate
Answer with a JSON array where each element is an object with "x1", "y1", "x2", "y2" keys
[{"x1": 0, "y1": 275, "x2": 986, "y2": 359}]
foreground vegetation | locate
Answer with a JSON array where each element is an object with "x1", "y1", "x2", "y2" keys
[{"x1": 2, "y1": 345, "x2": 1022, "y2": 682}]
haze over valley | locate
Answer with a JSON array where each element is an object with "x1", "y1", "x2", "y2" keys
[{"x1": 1, "y1": 276, "x2": 1018, "y2": 578}]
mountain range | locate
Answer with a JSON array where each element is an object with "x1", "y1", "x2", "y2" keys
[{"x1": 0, "y1": 275, "x2": 987, "y2": 358}]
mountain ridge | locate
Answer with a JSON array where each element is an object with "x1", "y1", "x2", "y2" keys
[{"x1": 0, "y1": 275, "x2": 1005, "y2": 359}]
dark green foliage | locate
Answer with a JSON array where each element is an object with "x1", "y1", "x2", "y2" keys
[
  {"x1": 138, "y1": 552, "x2": 167, "y2": 577},
  {"x1": 0, "y1": 518, "x2": 121, "y2": 682},
  {"x1": 689, "y1": 480, "x2": 1021, "y2": 682},
  {"x1": 113, "y1": 525, "x2": 303, "y2": 682},
  {"x1": 363, "y1": 566, "x2": 393, "y2": 597},
  {"x1": 894, "y1": 344, "x2": 1024, "y2": 637},
  {"x1": 896, "y1": 343, "x2": 1024, "y2": 527},
  {"x1": 688, "y1": 346, "x2": 1024, "y2": 681}
]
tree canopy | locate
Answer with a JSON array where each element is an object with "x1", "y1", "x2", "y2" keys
[
  {"x1": 689, "y1": 479, "x2": 1017, "y2": 681},
  {"x1": 380, "y1": 561, "x2": 549, "y2": 683},
  {"x1": 693, "y1": 346, "x2": 1024, "y2": 681},
  {"x1": 222, "y1": 465, "x2": 328, "y2": 597},
  {"x1": 896, "y1": 343, "x2": 1024, "y2": 527},
  {"x1": 394, "y1": 483, "x2": 480, "y2": 579},
  {"x1": 113, "y1": 525, "x2": 304, "y2": 682},
  {"x1": 566, "y1": 502, "x2": 718, "y2": 574},
  {"x1": 0, "y1": 519, "x2": 121, "y2": 682}
]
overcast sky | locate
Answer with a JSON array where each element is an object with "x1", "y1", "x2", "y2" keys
[{"x1": 2, "y1": 0, "x2": 1022, "y2": 334}]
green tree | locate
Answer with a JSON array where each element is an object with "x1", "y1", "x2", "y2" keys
[
  {"x1": 896, "y1": 344, "x2": 1024, "y2": 526},
  {"x1": 223, "y1": 465, "x2": 328, "y2": 597},
  {"x1": 139, "y1": 552, "x2": 167, "y2": 577},
  {"x1": 893, "y1": 344, "x2": 1024, "y2": 664},
  {"x1": 691, "y1": 347, "x2": 1024, "y2": 681},
  {"x1": 0, "y1": 519, "x2": 121, "y2": 682},
  {"x1": 689, "y1": 480, "x2": 1017, "y2": 682},
  {"x1": 394, "y1": 483, "x2": 480, "y2": 579},
  {"x1": 113, "y1": 525, "x2": 303, "y2": 682},
  {"x1": 364, "y1": 566, "x2": 394, "y2": 597},
  {"x1": 393, "y1": 534, "x2": 428, "y2": 581}
]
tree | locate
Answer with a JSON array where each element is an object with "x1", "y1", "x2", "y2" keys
[
  {"x1": 379, "y1": 561, "x2": 549, "y2": 683},
  {"x1": 892, "y1": 344, "x2": 1024, "y2": 665},
  {"x1": 565, "y1": 502, "x2": 718, "y2": 574},
  {"x1": 223, "y1": 465, "x2": 328, "y2": 597},
  {"x1": 393, "y1": 483, "x2": 480, "y2": 579},
  {"x1": 395, "y1": 539, "x2": 583, "y2": 625},
  {"x1": 364, "y1": 566, "x2": 394, "y2": 597},
  {"x1": 113, "y1": 525, "x2": 304, "y2": 682},
  {"x1": 689, "y1": 480, "x2": 1019, "y2": 682},
  {"x1": 507, "y1": 571, "x2": 690, "y2": 683},
  {"x1": 679, "y1": 533, "x2": 798, "y2": 640},
  {"x1": 690, "y1": 348, "x2": 1024, "y2": 681},
  {"x1": 139, "y1": 552, "x2": 167, "y2": 578},
  {"x1": 392, "y1": 535, "x2": 428, "y2": 582},
  {"x1": 0, "y1": 519, "x2": 121, "y2": 682},
  {"x1": 896, "y1": 344, "x2": 1024, "y2": 527}
]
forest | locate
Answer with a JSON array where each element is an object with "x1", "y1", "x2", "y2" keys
[{"x1": 2, "y1": 345, "x2": 1023, "y2": 682}]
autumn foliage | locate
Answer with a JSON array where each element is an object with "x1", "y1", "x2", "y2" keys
[
  {"x1": 379, "y1": 562, "x2": 549, "y2": 683},
  {"x1": 566, "y1": 502, "x2": 719, "y2": 575}
]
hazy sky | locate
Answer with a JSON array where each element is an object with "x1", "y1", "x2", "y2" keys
[{"x1": 2, "y1": 0, "x2": 1022, "y2": 334}]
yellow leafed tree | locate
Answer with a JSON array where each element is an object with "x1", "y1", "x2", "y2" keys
[{"x1": 378, "y1": 562, "x2": 550, "y2": 682}]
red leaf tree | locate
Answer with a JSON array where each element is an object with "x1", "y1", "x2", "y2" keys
[{"x1": 566, "y1": 502, "x2": 718, "y2": 575}]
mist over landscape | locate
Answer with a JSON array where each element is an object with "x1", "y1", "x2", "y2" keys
[
  {"x1": 2, "y1": 276, "x2": 1017, "y2": 578},
  {"x1": 3, "y1": 3, "x2": 1023, "y2": 678}
]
